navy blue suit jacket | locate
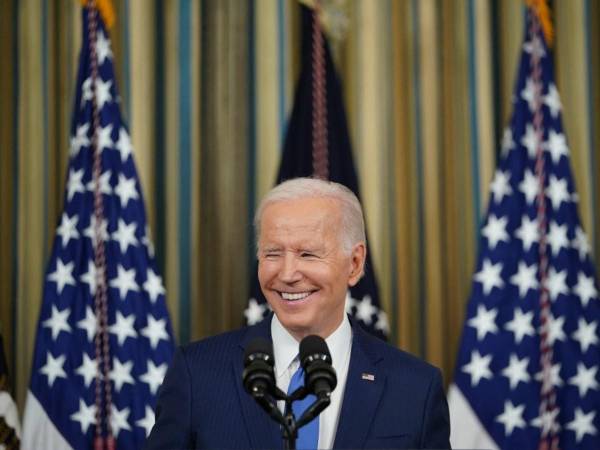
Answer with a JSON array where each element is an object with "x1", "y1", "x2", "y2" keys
[{"x1": 145, "y1": 317, "x2": 450, "y2": 449}]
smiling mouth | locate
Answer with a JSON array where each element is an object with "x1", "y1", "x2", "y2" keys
[{"x1": 279, "y1": 291, "x2": 314, "y2": 301}]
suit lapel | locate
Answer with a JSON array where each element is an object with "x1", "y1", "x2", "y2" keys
[
  {"x1": 233, "y1": 317, "x2": 282, "y2": 449},
  {"x1": 333, "y1": 324, "x2": 385, "y2": 449}
]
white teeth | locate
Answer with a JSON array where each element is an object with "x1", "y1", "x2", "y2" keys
[{"x1": 281, "y1": 292, "x2": 311, "y2": 301}]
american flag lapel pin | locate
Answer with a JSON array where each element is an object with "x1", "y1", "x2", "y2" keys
[{"x1": 361, "y1": 373, "x2": 375, "y2": 381}]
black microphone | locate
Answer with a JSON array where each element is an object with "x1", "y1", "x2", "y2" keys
[
  {"x1": 299, "y1": 335, "x2": 337, "y2": 398},
  {"x1": 242, "y1": 338, "x2": 286, "y2": 425},
  {"x1": 242, "y1": 338, "x2": 276, "y2": 397}
]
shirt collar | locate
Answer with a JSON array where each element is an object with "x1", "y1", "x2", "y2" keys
[{"x1": 271, "y1": 314, "x2": 352, "y2": 378}]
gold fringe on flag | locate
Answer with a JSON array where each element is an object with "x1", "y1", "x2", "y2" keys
[
  {"x1": 79, "y1": 0, "x2": 115, "y2": 29},
  {"x1": 525, "y1": 0, "x2": 554, "y2": 47}
]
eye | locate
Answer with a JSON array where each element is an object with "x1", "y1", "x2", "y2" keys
[
  {"x1": 300, "y1": 252, "x2": 317, "y2": 259},
  {"x1": 263, "y1": 251, "x2": 281, "y2": 259}
]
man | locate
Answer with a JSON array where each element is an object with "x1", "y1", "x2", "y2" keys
[{"x1": 145, "y1": 177, "x2": 450, "y2": 449}]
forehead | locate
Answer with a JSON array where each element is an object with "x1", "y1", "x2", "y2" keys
[{"x1": 259, "y1": 197, "x2": 341, "y2": 242}]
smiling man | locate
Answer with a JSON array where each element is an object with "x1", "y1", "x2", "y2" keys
[{"x1": 145, "y1": 177, "x2": 450, "y2": 449}]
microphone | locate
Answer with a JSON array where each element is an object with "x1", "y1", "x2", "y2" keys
[
  {"x1": 242, "y1": 338, "x2": 276, "y2": 397},
  {"x1": 242, "y1": 338, "x2": 285, "y2": 424},
  {"x1": 299, "y1": 335, "x2": 337, "y2": 398}
]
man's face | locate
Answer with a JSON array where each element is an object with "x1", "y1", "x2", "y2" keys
[{"x1": 257, "y1": 196, "x2": 365, "y2": 341}]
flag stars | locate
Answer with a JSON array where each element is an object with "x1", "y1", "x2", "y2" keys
[
  {"x1": 546, "y1": 175, "x2": 570, "y2": 210},
  {"x1": 80, "y1": 260, "x2": 99, "y2": 296},
  {"x1": 69, "y1": 123, "x2": 90, "y2": 157},
  {"x1": 42, "y1": 305, "x2": 72, "y2": 340},
  {"x1": 543, "y1": 83, "x2": 562, "y2": 117},
  {"x1": 474, "y1": 259, "x2": 504, "y2": 296},
  {"x1": 97, "y1": 124, "x2": 114, "y2": 153},
  {"x1": 546, "y1": 314, "x2": 567, "y2": 345},
  {"x1": 244, "y1": 298, "x2": 266, "y2": 325},
  {"x1": 519, "y1": 169, "x2": 539, "y2": 205},
  {"x1": 515, "y1": 215, "x2": 539, "y2": 252},
  {"x1": 114, "y1": 174, "x2": 139, "y2": 208},
  {"x1": 136, "y1": 405, "x2": 155, "y2": 437},
  {"x1": 521, "y1": 78, "x2": 537, "y2": 112},
  {"x1": 39, "y1": 351, "x2": 67, "y2": 387},
  {"x1": 141, "y1": 315, "x2": 169, "y2": 349},
  {"x1": 521, "y1": 123, "x2": 540, "y2": 159},
  {"x1": 47, "y1": 258, "x2": 76, "y2": 294},
  {"x1": 111, "y1": 219, "x2": 138, "y2": 254},
  {"x1": 110, "y1": 357, "x2": 135, "y2": 392},
  {"x1": 76, "y1": 352, "x2": 98, "y2": 388},
  {"x1": 523, "y1": 35, "x2": 546, "y2": 59},
  {"x1": 141, "y1": 225, "x2": 155, "y2": 257},
  {"x1": 509, "y1": 261, "x2": 538, "y2": 298},
  {"x1": 95, "y1": 30, "x2": 113, "y2": 65},
  {"x1": 546, "y1": 267, "x2": 568, "y2": 302},
  {"x1": 501, "y1": 354, "x2": 530, "y2": 389},
  {"x1": 566, "y1": 408, "x2": 597, "y2": 443},
  {"x1": 573, "y1": 272, "x2": 597, "y2": 307},
  {"x1": 572, "y1": 227, "x2": 591, "y2": 260},
  {"x1": 70, "y1": 399, "x2": 97, "y2": 434},
  {"x1": 568, "y1": 363, "x2": 599, "y2": 398},
  {"x1": 500, "y1": 128, "x2": 514, "y2": 157},
  {"x1": 77, "y1": 306, "x2": 97, "y2": 342},
  {"x1": 535, "y1": 362, "x2": 563, "y2": 393},
  {"x1": 543, "y1": 130, "x2": 569, "y2": 163},
  {"x1": 546, "y1": 221, "x2": 569, "y2": 256},
  {"x1": 143, "y1": 268, "x2": 166, "y2": 303},
  {"x1": 467, "y1": 305, "x2": 498, "y2": 341},
  {"x1": 140, "y1": 360, "x2": 168, "y2": 395},
  {"x1": 531, "y1": 408, "x2": 560, "y2": 436},
  {"x1": 496, "y1": 401, "x2": 526, "y2": 436},
  {"x1": 115, "y1": 127, "x2": 134, "y2": 163},
  {"x1": 86, "y1": 169, "x2": 112, "y2": 195},
  {"x1": 481, "y1": 215, "x2": 509, "y2": 249},
  {"x1": 83, "y1": 215, "x2": 109, "y2": 248},
  {"x1": 489, "y1": 171, "x2": 512, "y2": 204},
  {"x1": 81, "y1": 77, "x2": 93, "y2": 106},
  {"x1": 572, "y1": 318, "x2": 598, "y2": 353},
  {"x1": 462, "y1": 351, "x2": 493, "y2": 387},
  {"x1": 111, "y1": 405, "x2": 132, "y2": 438},
  {"x1": 67, "y1": 168, "x2": 85, "y2": 201},
  {"x1": 109, "y1": 311, "x2": 138, "y2": 346},
  {"x1": 109, "y1": 264, "x2": 139, "y2": 300},
  {"x1": 355, "y1": 295, "x2": 377, "y2": 325},
  {"x1": 96, "y1": 78, "x2": 113, "y2": 109},
  {"x1": 505, "y1": 308, "x2": 535, "y2": 344}
]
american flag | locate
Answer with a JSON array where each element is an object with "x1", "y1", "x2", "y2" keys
[
  {"x1": 21, "y1": 7, "x2": 174, "y2": 449},
  {"x1": 244, "y1": 5, "x2": 388, "y2": 340},
  {"x1": 449, "y1": 8, "x2": 600, "y2": 450}
]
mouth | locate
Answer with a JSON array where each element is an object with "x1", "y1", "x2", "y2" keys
[{"x1": 278, "y1": 291, "x2": 316, "y2": 302}]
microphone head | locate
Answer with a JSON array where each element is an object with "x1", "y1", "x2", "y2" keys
[
  {"x1": 299, "y1": 335, "x2": 337, "y2": 396},
  {"x1": 244, "y1": 338, "x2": 274, "y2": 367},
  {"x1": 299, "y1": 335, "x2": 332, "y2": 366},
  {"x1": 243, "y1": 338, "x2": 275, "y2": 396}
]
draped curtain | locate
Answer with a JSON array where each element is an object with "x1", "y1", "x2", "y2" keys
[{"x1": 2, "y1": 0, "x2": 599, "y2": 410}]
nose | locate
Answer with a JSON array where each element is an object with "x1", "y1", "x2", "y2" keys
[{"x1": 279, "y1": 252, "x2": 302, "y2": 283}]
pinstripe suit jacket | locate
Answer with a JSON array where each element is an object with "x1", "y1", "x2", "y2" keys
[{"x1": 144, "y1": 316, "x2": 450, "y2": 449}]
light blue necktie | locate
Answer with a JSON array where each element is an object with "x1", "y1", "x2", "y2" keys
[{"x1": 288, "y1": 365, "x2": 319, "y2": 449}]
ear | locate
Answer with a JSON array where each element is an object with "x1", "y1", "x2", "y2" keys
[{"x1": 347, "y1": 242, "x2": 366, "y2": 287}]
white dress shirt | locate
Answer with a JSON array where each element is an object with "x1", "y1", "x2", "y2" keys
[{"x1": 271, "y1": 314, "x2": 352, "y2": 449}]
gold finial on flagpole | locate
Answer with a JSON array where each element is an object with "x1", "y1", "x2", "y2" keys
[
  {"x1": 80, "y1": 0, "x2": 115, "y2": 29},
  {"x1": 525, "y1": 0, "x2": 554, "y2": 47}
]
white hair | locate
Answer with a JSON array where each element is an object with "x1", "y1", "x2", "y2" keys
[{"x1": 254, "y1": 177, "x2": 366, "y2": 254}]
